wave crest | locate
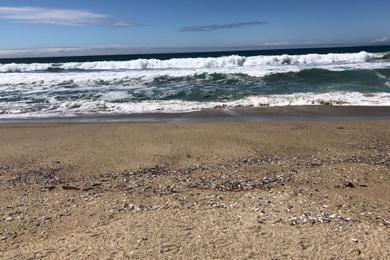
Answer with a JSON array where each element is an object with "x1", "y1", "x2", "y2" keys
[
  {"x1": 1, "y1": 92, "x2": 390, "y2": 118},
  {"x1": 0, "y1": 51, "x2": 384, "y2": 73}
]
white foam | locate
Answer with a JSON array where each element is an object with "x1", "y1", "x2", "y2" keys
[
  {"x1": 0, "y1": 51, "x2": 389, "y2": 118},
  {"x1": 0, "y1": 63, "x2": 51, "y2": 72},
  {"x1": 100, "y1": 91, "x2": 131, "y2": 101},
  {"x1": 1, "y1": 61, "x2": 389, "y2": 88},
  {"x1": 0, "y1": 51, "x2": 384, "y2": 73},
  {"x1": 1, "y1": 92, "x2": 389, "y2": 118}
]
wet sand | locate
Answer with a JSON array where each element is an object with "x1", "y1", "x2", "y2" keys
[
  {"x1": 0, "y1": 119, "x2": 390, "y2": 259},
  {"x1": 1, "y1": 105, "x2": 390, "y2": 124}
]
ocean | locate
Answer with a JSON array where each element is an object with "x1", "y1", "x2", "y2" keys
[{"x1": 1, "y1": 45, "x2": 390, "y2": 119}]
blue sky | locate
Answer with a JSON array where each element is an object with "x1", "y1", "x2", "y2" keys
[{"x1": 0, "y1": 0, "x2": 389, "y2": 56}]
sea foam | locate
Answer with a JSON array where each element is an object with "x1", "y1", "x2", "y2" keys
[
  {"x1": 0, "y1": 51, "x2": 389, "y2": 118},
  {"x1": 0, "y1": 51, "x2": 383, "y2": 73},
  {"x1": 1, "y1": 92, "x2": 390, "y2": 119}
]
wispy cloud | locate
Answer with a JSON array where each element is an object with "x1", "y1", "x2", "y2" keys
[
  {"x1": 179, "y1": 21, "x2": 267, "y2": 32},
  {"x1": 0, "y1": 6, "x2": 132, "y2": 27},
  {"x1": 112, "y1": 21, "x2": 134, "y2": 28},
  {"x1": 261, "y1": 41, "x2": 290, "y2": 47},
  {"x1": 372, "y1": 36, "x2": 390, "y2": 44}
]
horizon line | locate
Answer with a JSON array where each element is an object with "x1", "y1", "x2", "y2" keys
[{"x1": 0, "y1": 43, "x2": 389, "y2": 59}]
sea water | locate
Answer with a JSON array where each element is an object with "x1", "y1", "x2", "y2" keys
[{"x1": 0, "y1": 45, "x2": 389, "y2": 118}]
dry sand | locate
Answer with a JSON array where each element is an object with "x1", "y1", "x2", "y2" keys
[{"x1": 0, "y1": 120, "x2": 389, "y2": 259}]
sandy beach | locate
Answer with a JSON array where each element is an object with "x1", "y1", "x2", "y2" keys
[
  {"x1": 1, "y1": 1, "x2": 389, "y2": 259},
  {"x1": 1, "y1": 118, "x2": 390, "y2": 259}
]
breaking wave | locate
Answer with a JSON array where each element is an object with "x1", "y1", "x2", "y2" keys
[
  {"x1": 0, "y1": 51, "x2": 385, "y2": 73},
  {"x1": 1, "y1": 92, "x2": 390, "y2": 119},
  {"x1": 0, "y1": 48, "x2": 389, "y2": 118}
]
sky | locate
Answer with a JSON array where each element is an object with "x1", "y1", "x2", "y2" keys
[{"x1": 0, "y1": 0, "x2": 389, "y2": 57}]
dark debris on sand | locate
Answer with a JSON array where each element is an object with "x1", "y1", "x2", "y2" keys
[{"x1": 1, "y1": 138, "x2": 389, "y2": 235}]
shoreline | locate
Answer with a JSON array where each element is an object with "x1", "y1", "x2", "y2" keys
[{"x1": 1, "y1": 105, "x2": 390, "y2": 124}]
